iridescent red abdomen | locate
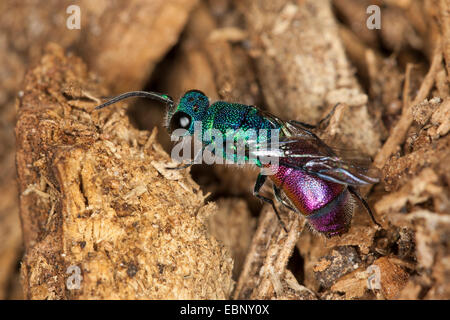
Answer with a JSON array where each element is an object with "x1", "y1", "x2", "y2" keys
[{"x1": 270, "y1": 165, "x2": 354, "y2": 237}]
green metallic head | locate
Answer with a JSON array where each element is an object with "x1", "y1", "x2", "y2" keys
[
  {"x1": 166, "y1": 90, "x2": 210, "y2": 135},
  {"x1": 94, "y1": 89, "x2": 210, "y2": 136}
]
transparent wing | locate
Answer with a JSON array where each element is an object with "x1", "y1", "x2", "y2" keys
[
  {"x1": 285, "y1": 138, "x2": 378, "y2": 186},
  {"x1": 251, "y1": 130, "x2": 378, "y2": 187},
  {"x1": 251, "y1": 109, "x2": 380, "y2": 186}
]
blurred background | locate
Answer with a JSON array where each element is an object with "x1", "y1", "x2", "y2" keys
[{"x1": 1, "y1": 0, "x2": 449, "y2": 299}]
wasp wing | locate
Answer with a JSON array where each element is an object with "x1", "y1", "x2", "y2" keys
[
  {"x1": 250, "y1": 131, "x2": 379, "y2": 186},
  {"x1": 251, "y1": 109, "x2": 380, "y2": 186},
  {"x1": 280, "y1": 136, "x2": 380, "y2": 186}
]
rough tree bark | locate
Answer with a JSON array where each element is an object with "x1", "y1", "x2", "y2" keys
[
  {"x1": 0, "y1": 0, "x2": 198, "y2": 299},
  {"x1": 15, "y1": 44, "x2": 233, "y2": 299}
]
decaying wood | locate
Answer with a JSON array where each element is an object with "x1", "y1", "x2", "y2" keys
[
  {"x1": 391, "y1": 210, "x2": 450, "y2": 299},
  {"x1": 0, "y1": 190, "x2": 21, "y2": 299},
  {"x1": 79, "y1": 0, "x2": 199, "y2": 93},
  {"x1": 438, "y1": 0, "x2": 450, "y2": 81},
  {"x1": 239, "y1": 0, "x2": 381, "y2": 158},
  {"x1": 0, "y1": 0, "x2": 198, "y2": 298},
  {"x1": 333, "y1": 0, "x2": 379, "y2": 48},
  {"x1": 0, "y1": 84, "x2": 22, "y2": 299},
  {"x1": 373, "y1": 45, "x2": 443, "y2": 169},
  {"x1": 15, "y1": 44, "x2": 233, "y2": 299},
  {"x1": 338, "y1": 24, "x2": 378, "y2": 86},
  {"x1": 207, "y1": 198, "x2": 256, "y2": 279},
  {"x1": 2, "y1": 0, "x2": 449, "y2": 300},
  {"x1": 1, "y1": 0, "x2": 198, "y2": 94},
  {"x1": 154, "y1": 1, "x2": 262, "y2": 202},
  {"x1": 233, "y1": 206, "x2": 315, "y2": 299}
]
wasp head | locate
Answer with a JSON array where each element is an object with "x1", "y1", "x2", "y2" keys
[{"x1": 166, "y1": 90, "x2": 209, "y2": 135}]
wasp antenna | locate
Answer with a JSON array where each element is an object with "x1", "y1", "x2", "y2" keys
[
  {"x1": 348, "y1": 186, "x2": 382, "y2": 228},
  {"x1": 95, "y1": 91, "x2": 174, "y2": 110},
  {"x1": 317, "y1": 102, "x2": 341, "y2": 128}
]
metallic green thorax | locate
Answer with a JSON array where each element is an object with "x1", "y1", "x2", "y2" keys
[{"x1": 167, "y1": 90, "x2": 280, "y2": 164}]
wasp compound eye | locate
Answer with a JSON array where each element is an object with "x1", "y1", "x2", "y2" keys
[{"x1": 170, "y1": 111, "x2": 192, "y2": 132}]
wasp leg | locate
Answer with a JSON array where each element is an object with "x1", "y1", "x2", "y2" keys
[
  {"x1": 254, "y1": 174, "x2": 288, "y2": 232},
  {"x1": 273, "y1": 185, "x2": 296, "y2": 212},
  {"x1": 290, "y1": 103, "x2": 340, "y2": 129},
  {"x1": 348, "y1": 186, "x2": 381, "y2": 228},
  {"x1": 166, "y1": 147, "x2": 203, "y2": 170}
]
